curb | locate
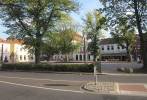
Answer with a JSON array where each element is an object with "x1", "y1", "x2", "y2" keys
[
  {"x1": 81, "y1": 82, "x2": 147, "y2": 97},
  {"x1": 0, "y1": 70, "x2": 147, "y2": 76}
]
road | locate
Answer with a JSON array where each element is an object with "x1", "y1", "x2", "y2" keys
[
  {"x1": 0, "y1": 71, "x2": 147, "y2": 100},
  {"x1": 101, "y1": 62, "x2": 142, "y2": 73}
]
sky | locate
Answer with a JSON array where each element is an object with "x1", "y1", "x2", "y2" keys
[{"x1": 0, "y1": 0, "x2": 110, "y2": 39}]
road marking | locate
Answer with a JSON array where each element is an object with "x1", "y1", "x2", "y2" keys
[
  {"x1": 103, "y1": 73, "x2": 147, "y2": 76},
  {"x1": 144, "y1": 84, "x2": 147, "y2": 88},
  {"x1": 115, "y1": 83, "x2": 120, "y2": 93},
  {"x1": 119, "y1": 90, "x2": 147, "y2": 97},
  {"x1": 0, "y1": 80, "x2": 84, "y2": 94},
  {"x1": 0, "y1": 75, "x2": 86, "y2": 83}
]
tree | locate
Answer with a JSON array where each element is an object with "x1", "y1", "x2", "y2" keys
[
  {"x1": 111, "y1": 16, "x2": 136, "y2": 62},
  {"x1": 42, "y1": 32, "x2": 60, "y2": 61},
  {"x1": 57, "y1": 23, "x2": 79, "y2": 62},
  {"x1": 83, "y1": 10, "x2": 106, "y2": 62},
  {"x1": 99, "y1": 0, "x2": 147, "y2": 69},
  {"x1": 0, "y1": 0, "x2": 79, "y2": 64},
  {"x1": 42, "y1": 21, "x2": 80, "y2": 62}
]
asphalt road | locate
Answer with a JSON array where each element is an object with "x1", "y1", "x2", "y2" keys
[
  {"x1": 0, "y1": 71, "x2": 147, "y2": 83},
  {"x1": 0, "y1": 81, "x2": 147, "y2": 100},
  {"x1": 0, "y1": 71, "x2": 146, "y2": 100},
  {"x1": 101, "y1": 62, "x2": 142, "y2": 73}
]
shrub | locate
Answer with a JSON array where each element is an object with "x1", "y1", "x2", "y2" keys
[
  {"x1": 117, "y1": 67, "x2": 134, "y2": 73},
  {"x1": 1, "y1": 63, "x2": 94, "y2": 72}
]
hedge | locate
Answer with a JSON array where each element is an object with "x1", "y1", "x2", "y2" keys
[{"x1": 1, "y1": 63, "x2": 94, "y2": 72}]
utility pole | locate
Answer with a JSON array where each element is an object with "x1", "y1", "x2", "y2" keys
[
  {"x1": 83, "y1": 36, "x2": 86, "y2": 63},
  {"x1": 1, "y1": 44, "x2": 3, "y2": 63}
]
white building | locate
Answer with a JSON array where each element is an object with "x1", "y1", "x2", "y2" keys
[
  {"x1": 100, "y1": 38, "x2": 128, "y2": 61},
  {"x1": 53, "y1": 36, "x2": 130, "y2": 62},
  {"x1": 0, "y1": 38, "x2": 34, "y2": 63},
  {"x1": 52, "y1": 33, "x2": 94, "y2": 62}
]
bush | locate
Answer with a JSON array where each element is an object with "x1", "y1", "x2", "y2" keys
[
  {"x1": 1, "y1": 63, "x2": 94, "y2": 72},
  {"x1": 117, "y1": 67, "x2": 134, "y2": 73}
]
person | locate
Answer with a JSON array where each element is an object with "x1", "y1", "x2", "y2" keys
[{"x1": 4, "y1": 56, "x2": 8, "y2": 63}]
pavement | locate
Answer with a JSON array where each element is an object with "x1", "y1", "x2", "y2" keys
[
  {"x1": 0, "y1": 71, "x2": 147, "y2": 100},
  {"x1": 83, "y1": 82, "x2": 147, "y2": 97},
  {"x1": 119, "y1": 83, "x2": 147, "y2": 96}
]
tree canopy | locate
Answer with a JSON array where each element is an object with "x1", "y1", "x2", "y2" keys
[
  {"x1": 0, "y1": 0, "x2": 79, "y2": 64},
  {"x1": 99, "y1": 0, "x2": 147, "y2": 69},
  {"x1": 83, "y1": 10, "x2": 106, "y2": 61},
  {"x1": 111, "y1": 16, "x2": 136, "y2": 61}
]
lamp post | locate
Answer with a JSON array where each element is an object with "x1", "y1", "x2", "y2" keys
[{"x1": 82, "y1": 32, "x2": 87, "y2": 63}]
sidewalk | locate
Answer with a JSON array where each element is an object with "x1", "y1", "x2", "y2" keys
[
  {"x1": 82, "y1": 82, "x2": 147, "y2": 97},
  {"x1": 119, "y1": 83, "x2": 147, "y2": 96}
]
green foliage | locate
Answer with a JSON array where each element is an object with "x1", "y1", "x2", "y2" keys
[
  {"x1": 58, "y1": 29, "x2": 77, "y2": 55},
  {"x1": 99, "y1": 0, "x2": 147, "y2": 31},
  {"x1": 42, "y1": 21, "x2": 80, "y2": 61},
  {"x1": 0, "y1": 0, "x2": 79, "y2": 64},
  {"x1": 110, "y1": 16, "x2": 136, "y2": 61},
  {"x1": 83, "y1": 10, "x2": 106, "y2": 61},
  {"x1": 1, "y1": 63, "x2": 94, "y2": 72},
  {"x1": 42, "y1": 32, "x2": 61, "y2": 60},
  {"x1": 99, "y1": 0, "x2": 147, "y2": 68}
]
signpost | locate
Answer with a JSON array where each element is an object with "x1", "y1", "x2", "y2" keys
[{"x1": 94, "y1": 53, "x2": 101, "y2": 85}]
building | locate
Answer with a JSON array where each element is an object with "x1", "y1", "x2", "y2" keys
[
  {"x1": 0, "y1": 38, "x2": 34, "y2": 63},
  {"x1": 100, "y1": 36, "x2": 141, "y2": 61},
  {"x1": 52, "y1": 33, "x2": 94, "y2": 62},
  {"x1": 100, "y1": 38, "x2": 128, "y2": 61},
  {"x1": 0, "y1": 34, "x2": 141, "y2": 63},
  {"x1": 52, "y1": 34, "x2": 141, "y2": 62}
]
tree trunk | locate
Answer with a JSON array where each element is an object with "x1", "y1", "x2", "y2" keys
[
  {"x1": 35, "y1": 47, "x2": 40, "y2": 64},
  {"x1": 143, "y1": 41, "x2": 147, "y2": 70},
  {"x1": 83, "y1": 37, "x2": 86, "y2": 63},
  {"x1": 35, "y1": 37, "x2": 41, "y2": 64},
  {"x1": 126, "y1": 44, "x2": 131, "y2": 62},
  {"x1": 133, "y1": 0, "x2": 147, "y2": 69},
  {"x1": 93, "y1": 54, "x2": 97, "y2": 62}
]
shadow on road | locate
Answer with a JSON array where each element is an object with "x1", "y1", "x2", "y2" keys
[{"x1": 102, "y1": 95, "x2": 118, "y2": 100}]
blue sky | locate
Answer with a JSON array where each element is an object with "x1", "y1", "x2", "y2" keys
[
  {"x1": 71, "y1": 0, "x2": 102, "y2": 24},
  {"x1": 0, "y1": 0, "x2": 104, "y2": 39}
]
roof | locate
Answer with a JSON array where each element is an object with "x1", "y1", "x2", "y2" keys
[
  {"x1": 0, "y1": 38, "x2": 23, "y2": 44},
  {"x1": 100, "y1": 38, "x2": 115, "y2": 45}
]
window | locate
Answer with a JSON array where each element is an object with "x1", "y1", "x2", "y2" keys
[
  {"x1": 111, "y1": 46, "x2": 114, "y2": 50},
  {"x1": 20, "y1": 55, "x2": 22, "y2": 60},
  {"x1": 76, "y1": 55, "x2": 78, "y2": 61},
  {"x1": 20, "y1": 48, "x2": 22, "y2": 51},
  {"x1": 88, "y1": 54, "x2": 90, "y2": 60},
  {"x1": 117, "y1": 45, "x2": 120, "y2": 49},
  {"x1": 107, "y1": 46, "x2": 110, "y2": 50},
  {"x1": 101, "y1": 46, "x2": 104, "y2": 50},
  {"x1": 31, "y1": 56, "x2": 33, "y2": 60},
  {"x1": 24, "y1": 55, "x2": 26, "y2": 60},
  {"x1": 5, "y1": 48, "x2": 7, "y2": 52},
  {"x1": 80, "y1": 55, "x2": 82, "y2": 61},
  {"x1": 122, "y1": 45, "x2": 125, "y2": 49}
]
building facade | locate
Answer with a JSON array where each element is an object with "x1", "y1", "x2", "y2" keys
[
  {"x1": 0, "y1": 38, "x2": 34, "y2": 63},
  {"x1": 0, "y1": 34, "x2": 141, "y2": 63},
  {"x1": 52, "y1": 33, "x2": 94, "y2": 62},
  {"x1": 100, "y1": 38, "x2": 128, "y2": 61}
]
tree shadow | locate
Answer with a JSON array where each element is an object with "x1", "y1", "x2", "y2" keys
[{"x1": 102, "y1": 95, "x2": 118, "y2": 100}]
